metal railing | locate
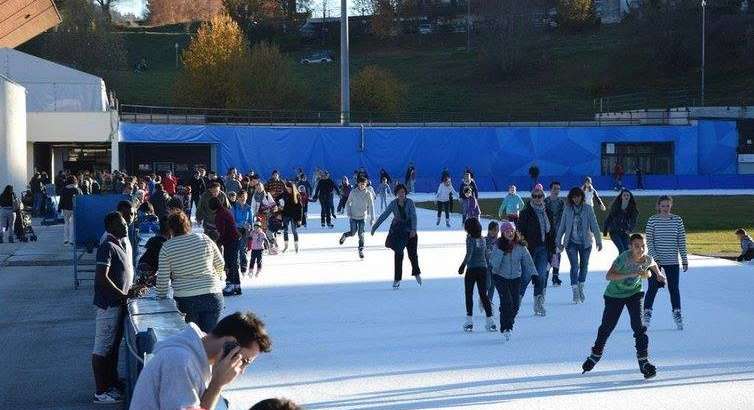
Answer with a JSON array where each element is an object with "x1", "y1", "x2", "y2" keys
[
  {"x1": 595, "y1": 88, "x2": 754, "y2": 113},
  {"x1": 119, "y1": 104, "x2": 690, "y2": 127}
]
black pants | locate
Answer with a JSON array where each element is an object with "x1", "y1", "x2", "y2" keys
[
  {"x1": 394, "y1": 234, "x2": 420, "y2": 281},
  {"x1": 302, "y1": 202, "x2": 308, "y2": 226},
  {"x1": 436, "y1": 201, "x2": 450, "y2": 219},
  {"x1": 250, "y1": 249, "x2": 263, "y2": 270},
  {"x1": 644, "y1": 264, "x2": 681, "y2": 311},
  {"x1": 592, "y1": 293, "x2": 648, "y2": 358},
  {"x1": 337, "y1": 195, "x2": 348, "y2": 213},
  {"x1": 465, "y1": 267, "x2": 492, "y2": 317},
  {"x1": 738, "y1": 249, "x2": 754, "y2": 262},
  {"x1": 493, "y1": 275, "x2": 521, "y2": 332},
  {"x1": 320, "y1": 197, "x2": 333, "y2": 225}
]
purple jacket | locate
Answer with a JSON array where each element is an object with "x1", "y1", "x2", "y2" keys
[{"x1": 462, "y1": 196, "x2": 480, "y2": 219}]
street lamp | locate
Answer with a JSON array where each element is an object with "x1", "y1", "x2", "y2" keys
[
  {"x1": 340, "y1": 0, "x2": 350, "y2": 125},
  {"x1": 701, "y1": 0, "x2": 706, "y2": 106}
]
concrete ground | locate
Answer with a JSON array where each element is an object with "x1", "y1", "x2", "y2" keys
[{"x1": 0, "y1": 221, "x2": 104, "y2": 410}]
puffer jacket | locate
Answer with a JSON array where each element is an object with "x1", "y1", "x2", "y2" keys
[{"x1": 489, "y1": 244, "x2": 537, "y2": 280}]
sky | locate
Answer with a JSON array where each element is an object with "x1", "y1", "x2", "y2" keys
[{"x1": 112, "y1": 0, "x2": 361, "y2": 19}]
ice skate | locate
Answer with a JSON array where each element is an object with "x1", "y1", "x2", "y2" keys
[
  {"x1": 485, "y1": 317, "x2": 497, "y2": 332},
  {"x1": 673, "y1": 309, "x2": 684, "y2": 330},
  {"x1": 572, "y1": 285, "x2": 579, "y2": 304},
  {"x1": 463, "y1": 317, "x2": 473, "y2": 332},
  {"x1": 578, "y1": 282, "x2": 586, "y2": 303},
  {"x1": 393, "y1": 280, "x2": 400, "y2": 289},
  {"x1": 359, "y1": 249, "x2": 364, "y2": 259},
  {"x1": 581, "y1": 351, "x2": 602, "y2": 374},
  {"x1": 639, "y1": 359, "x2": 657, "y2": 379},
  {"x1": 642, "y1": 309, "x2": 652, "y2": 328},
  {"x1": 294, "y1": 241, "x2": 299, "y2": 253},
  {"x1": 502, "y1": 330, "x2": 511, "y2": 342},
  {"x1": 282, "y1": 241, "x2": 289, "y2": 253},
  {"x1": 414, "y1": 274, "x2": 422, "y2": 286},
  {"x1": 339, "y1": 233, "x2": 346, "y2": 245}
]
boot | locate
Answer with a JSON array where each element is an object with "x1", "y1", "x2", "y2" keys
[
  {"x1": 533, "y1": 294, "x2": 541, "y2": 315},
  {"x1": 642, "y1": 309, "x2": 652, "y2": 328},
  {"x1": 282, "y1": 241, "x2": 289, "y2": 253},
  {"x1": 572, "y1": 285, "x2": 580, "y2": 304},
  {"x1": 639, "y1": 358, "x2": 657, "y2": 379},
  {"x1": 415, "y1": 274, "x2": 422, "y2": 286},
  {"x1": 393, "y1": 280, "x2": 400, "y2": 289},
  {"x1": 581, "y1": 349, "x2": 602, "y2": 374},
  {"x1": 552, "y1": 274, "x2": 562, "y2": 287},
  {"x1": 537, "y1": 294, "x2": 547, "y2": 316},
  {"x1": 445, "y1": 218, "x2": 450, "y2": 227},
  {"x1": 578, "y1": 282, "x2": 586, "y2": 303},
  {"x1": 673, "y1": 309, "x2": 684, "y2": 330},
  {"x1": 339, "y1": 233, "x2": 346, "y2": 245},
  {"x1": 485, "y1": 316, "x2": 497, "y2": 332},
  {"x1": 294, "y1": 241, "x2": 299, "y2": 253},
  {"x1": 463, "y1": 316, "x2": 473, "y2": 332},
  {"x1": 436, "y1": 216, "x2": 441, "y2": 226}
]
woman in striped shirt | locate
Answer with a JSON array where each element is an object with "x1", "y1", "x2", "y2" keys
[
  {"x1": 643, "y1": 195, "x2": 688, "y2": 330},
  {"x1": 156, "y1": 211, "x2": 226, "y2": 332}
]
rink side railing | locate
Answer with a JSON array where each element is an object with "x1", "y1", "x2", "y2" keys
[{"x1": 119, "y1": 104, "x2": 692, "y2": 127}]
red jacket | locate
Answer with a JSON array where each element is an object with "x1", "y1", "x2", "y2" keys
[
  {"x1": 162, "y1": 175, "x2": 178, "y2": 195},
  {"x1": 215, "y1": 207, "x2": 239, "y2": 245}
]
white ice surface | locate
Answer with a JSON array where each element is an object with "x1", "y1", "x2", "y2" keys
[{"x1": 220, "y1": 199, "x2": 754, "y2": 410}]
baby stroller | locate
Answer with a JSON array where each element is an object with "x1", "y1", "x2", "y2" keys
[{"x1": 14, "y1": 208, "x2": 37, "y2": 242}]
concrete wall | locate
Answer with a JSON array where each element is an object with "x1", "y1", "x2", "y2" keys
[
  {"x1": 0, "y1": 77, "x2": 28, "y2": 192},
  {"x1": 27, "y1": 111, "x2": 111, "y2": 142}
]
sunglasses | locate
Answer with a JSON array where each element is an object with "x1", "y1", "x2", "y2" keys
[{"x1": 532, "y1": 194, "x2": 544, "y2": 199}]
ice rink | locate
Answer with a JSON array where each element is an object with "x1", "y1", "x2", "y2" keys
[{"x1": 220, "y1": 196, "x2": 754, "y2": 409}]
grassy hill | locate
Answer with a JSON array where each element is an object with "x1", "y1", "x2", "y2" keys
[{"x1": 105, "y1": 24, "x2": 754, "y2": 119}]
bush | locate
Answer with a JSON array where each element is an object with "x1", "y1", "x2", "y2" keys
[
  {"x1": 349, "y1": 65, "x2": 405, "y2": 118},
  {"x1": 556, "y1": 0, "x2": 600, "y2": 31},
  {"x1": 247, "y1": 41, "x2": 306, "y2": 110}
]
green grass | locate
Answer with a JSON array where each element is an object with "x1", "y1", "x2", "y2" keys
[{"x1": 416, "y1": 195, "x2": 754, "y2": 257}]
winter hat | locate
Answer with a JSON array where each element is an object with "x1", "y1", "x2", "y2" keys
[
  {"x1": 501, "y1": 220, "x2": 516, "y2": 233},
  {"x1": 533, "y1": 183, "x2": 544, "y2": 192}
]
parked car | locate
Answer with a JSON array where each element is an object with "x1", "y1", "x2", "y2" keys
[
  {"x1": 418, "y1": 23, "x2": 432, "y2": 34},
  {"x1": 301, "y1": 52, "x2": 333, "y2": 64}
]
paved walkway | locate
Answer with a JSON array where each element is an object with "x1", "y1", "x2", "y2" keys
[{"x1": 0, "y1": 221, "x2": 104, "y2": 409}]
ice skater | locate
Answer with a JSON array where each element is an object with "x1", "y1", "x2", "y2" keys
[
  {"x1": 435, "y1": 176, "x2": 458, "y2": 227},
  {"x1": 497, "y1": 185, "x2": 524, "y2": 223},
  {"x1": 339, "y1": 177, "x2": 375, "y2": 259},
  {"x1": 581, "y1": 233, "x2": 666, "y2": 379},
  {"x1": 544, "y1": 181, "x2": 564, "y2": 286},
  {"x1": 461, "y1": 187, "x2": 480, "y2": 225},
  {"x1": 458, "y1": 218, "x2": 495, "y2": 332},
  {"x1": 603, "y1": 189, "x2": 638, "y2": 254},
  {"x1": 735, "y1": 228, "x2": 754, "y2": 262},
  {"x1": 489, "y1": 221, "x2": 536, "y2": 342},
  {"x1": 378, "y1": 176, "x2": 391, "y2": 211},
  {"x1": 516, "y1": 185, "x2": 555, "y2": 316}
]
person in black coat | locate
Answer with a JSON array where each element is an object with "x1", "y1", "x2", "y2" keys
[
  {"x1": 313, "y1": 171, "x2": 339, "y2": 228},
  {"x1": 602, "y1": 189, "x2": 638, "y2": 254},
  {"x1": 459, "y1": 172, "x2": 479, "y2": 199},
  {"x1": 149, "y1": 184, "x2": 171, "y2": 223},
  {"x1": 516, "y1": 187, "x2": 556, "y2": 316},
  {"x1": 280, "y1": 182, "x2": 303, "y2": 252},
  {"x1": 59, "y1": 175, "x2": 83, "y2": 245}
]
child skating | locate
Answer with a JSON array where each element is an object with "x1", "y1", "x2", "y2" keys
[
  {"x1": 479, "y1": 221, "x2": 499, "y2": 315},
  {"x1": 488, "y1": 221, "x2": 536, "y2": 342},
  {"x1": 458, "y1": 218, "x2": 495, "y2": 332},
  {"x1": 581, "y1": 233, "x2": 667, "y2": 379},
  {"x1": 247, "y1": 221, "x2": 268, "y2": 277},
  {"x1": 378, "y1": 176, "x2": 391, "y2": 211}
]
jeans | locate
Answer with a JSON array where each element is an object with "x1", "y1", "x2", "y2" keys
[
  {"x1": 320, "y1": 197, "x2": 333, "y2": 225},
  {"x1": 610, "y1": 229, "x2": 630, "y2": 254},
  {"x1": 644, "y1": 264, "x2": 681, "y2": 311},
  {"x1": 592, "y1": 293, "x2": 648, "y2": 358},
  {"x1": 250, "y1": 249, "x2": 263, "y2": 270},
  {"x1": 380, "y1": 194, "x2": 388, "y2": 210},
  {"x1": 465, "y1": 267, "x2": 492, "y2": 317},
  {"x1": 343, "y1": 219, "x2": 365, "y2": 250},
  {"x1": 223, "y1": 240, "x2": 241, "y2": 285},
  {"x1": 493, "y1": 275, "x2": 521, "y2": 332},
  {"x1": 175, "y1": 293, "x2": 224, "y2": 333},
  {"x1": 238, "y1": 236, "x2": 249, "y2": 273},
  {"x1": 62, "y1": 209, "x2": 74, "y2": 243},
  {"x1": 486, "y1": 267, "x2": 496, "y2": 301},
  {"x1": 282, "y1": 216, "x2": 299, "y2": 242},
  {"x1": 436, "y1": 201, "x2": 450, "y2": 219},
  {"x1": 566, "y1": 243, "x2": 592, "y2": 286},
  {"x1": 521, "y1": 245, "x2": 549, "y2": 298},
  {"x1": 394, "y1": 234, "x2": 420, "y2": 281},
  {"x1": 0, "y1": 207, "x2": 15, "y2": 242},
  {"x1": 33, "y1": 192, "x2": 44, "y2": 216}
]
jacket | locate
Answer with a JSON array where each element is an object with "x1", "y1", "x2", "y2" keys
[
  {"x1": 196, "y1": 191, "x2": 230, "y2": 225},
  {"x1": 265, "y1": 179, "x2": 286, "y2": 199},
  {"x1": 190, "y1": 176, "x2": 206, "y2": 197},
  {"x1": 556, "y1": 203, "x2": 602, "y2": 249},
  {"x1": 459, "y1": 180, "x2": 479, "y2": 199},
  {"x1": 373, "y1": 198, "x2": 418, "y2": 233},
  {"x1": 518, "y1": 203, "x2": 556, "y2": 253},
  {"x1": 314, "y1": 178, "x2": 338, "y2": 200},
  {"x1": 280, "y1": 192, "x2": 303, "y2": 222},
  {"x1": 460, "y1": 237, "x2": 488, "y2": 271},
  {"x1": 232, "y1": 202, "x2": 253, "y2": 227},
  {"x1": 544, "y1": 196, "x2": 565, "y2": 233},
  {"x1": 489, "y1": 244, "x2": 537, "y2": 280},
  {"x1": 340, "y1": 183, "x2": 352, "y2": 199},
  {"x1": 129, "y1": 323, "x2": 211, "y2": 410},
  {"x1": 461, "y1": 196, "x2": 481, "y2": 220},
  {"x1": 162, "y1": 176, "x2": 178, "y2": 195},
  {"x1": 215, "y1": 206, "x2": 239, "y2": 245},
  {"x1": 346, "y1": 187, "x2": 375, "y2": 221},
  {"x1": 248, "y1": 229, "x2": 267, "y2": 251},
  {"x1": 150, "y1": 191, "x2": 171, "y2": 220},
  {"x1": 603, "y1": 205, "x2": 638, "y2": 235},
  {"x1": 58, "y1": 184, "x2": 82, "y2": 211},
  {"x1": 435, "y1": 183, "x2": 458, "y2": 202},
  {"x1": 498, "y1": 194, "x2": 525, "y2": 217}
]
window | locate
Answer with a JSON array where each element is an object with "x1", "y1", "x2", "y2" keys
[{"x1": 601, "y1": 142, "x2": 674, "y2": 175}]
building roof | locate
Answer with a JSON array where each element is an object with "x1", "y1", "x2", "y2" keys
[
  {"x1": 0, "y1": 0, "x2": 61, "y2": 48},
  {"x1": 0, "y1": 48, "x2": 108, "y2": 112}
]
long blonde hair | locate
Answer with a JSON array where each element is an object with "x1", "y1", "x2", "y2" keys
[{"x1": 286, "y1": 182, "x2": 299, "y2": 204}]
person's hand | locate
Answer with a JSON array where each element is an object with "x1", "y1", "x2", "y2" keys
[
  {"x1": 458, "y1": 266, "x2": 464, "y2": 275},
  {"x1": 210, "y1": 346, "x2": 244, "y2": 388},
  {"x1": 600, "y1": 204, "x2": 606, "y2": 211},
  {"x1": 370, "y1": 229, "x2": 375, "y2": 236},
  {"x1": 409, "y1": 230, "x2": 416, "y2": 239},
  {"x1": 597, "y1": 243, "x2": 602, "y2": 252},
  {"x1": 656, "y1": 270, "x2": 667, "y2": 283},
  {"x1": 682, "y1": 263, "x2": 688, "y2": 272},
  {"x1": 637, "y1": 270, "x2": 651, "y2": 279}
]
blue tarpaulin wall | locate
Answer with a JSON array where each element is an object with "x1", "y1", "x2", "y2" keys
[{"x1": 119, "y1": 120, "x2": 743, "y2": 191}]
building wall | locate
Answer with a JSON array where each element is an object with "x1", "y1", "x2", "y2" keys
[
  {"x1": 27, "y1": 111, "x2": 112, "y2": 142},
  {"x1": 0, "y1": 78, "x2": 28, "y2": 192}
]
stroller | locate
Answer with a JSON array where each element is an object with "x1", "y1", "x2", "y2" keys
[{"x1": 14, "y1": 208, "x2": 37, "y2": 242}]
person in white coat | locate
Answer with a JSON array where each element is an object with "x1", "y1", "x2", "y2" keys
[{"x1": 435, "y1": 176, "x2": 458, "y2": 227}]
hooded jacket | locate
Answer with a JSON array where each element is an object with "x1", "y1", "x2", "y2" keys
[
  {"x1": 129, "y1": 323, "x2": 211, "y2": 410},
  {"x1": 346, "y1": 187, "x2": 375, "y2": 221}
]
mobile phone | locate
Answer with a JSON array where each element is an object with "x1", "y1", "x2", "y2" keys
[{"x1": 223, "y1": 341, "x2": 239, "y2": 359}]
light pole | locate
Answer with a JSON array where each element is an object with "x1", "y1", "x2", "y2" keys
[
  {"x1": 701, "y1": 0, "x2": 706, "y2": 106},
  {"x1": 340, "y1": 0, "x2": 350, "y2": 125},
  {"x1": 466, "y1": 0, "x2": 471, "y2": 51}
]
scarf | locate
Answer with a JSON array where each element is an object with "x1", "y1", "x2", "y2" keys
[{"x1": 531, "y1": 202, "x2": 550, "y2": 242}]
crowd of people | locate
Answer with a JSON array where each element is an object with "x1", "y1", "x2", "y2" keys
[{"x1": 11, "y1": 162, "x2": 752, "y2": 407}]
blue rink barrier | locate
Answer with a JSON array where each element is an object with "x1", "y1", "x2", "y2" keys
[
  {"x1": 72, "y1": 194, "x2": 129, "y2": 289},
  {"x1": 120, "y1": 120, "x2": 748, "y2": 191}
]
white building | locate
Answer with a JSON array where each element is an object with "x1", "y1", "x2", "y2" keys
[{"x1": 0, "y1": 48, "x2": 118, "y2": 191}]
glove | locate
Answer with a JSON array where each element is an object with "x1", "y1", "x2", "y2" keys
[{"x1": 458, "y1": 266, "x2": 464, "y2": 275}]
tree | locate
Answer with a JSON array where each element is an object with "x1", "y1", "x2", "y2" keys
[
  {"x1": 350, "y1": 65, "x2": 405, "y2": 117},
  {"x1": 222, "y1": 0, "x2": 281, "y2": 36},
  {"x1": 94, "y1": 0, "x2": 120, "y2": 23},
  {"x1": 175, "y1": 13, "x2": 252, "y2": 108},
  {"x1": 556, "y1": 0, "x2": 599, "y2": 31},
  {"x1": 247, "y1": 41, "x2": 306, "y2": 109}
]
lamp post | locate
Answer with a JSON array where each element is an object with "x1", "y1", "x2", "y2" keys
[
  {"x1": 340, "y1": 0, "x2": 350, "y2": 125},
  {"x1": 701, "y1": 0, "x2": 706, "y2": 106},
  {"x1": 466, "y1": 0, "x2": 471, "y2": 51}
]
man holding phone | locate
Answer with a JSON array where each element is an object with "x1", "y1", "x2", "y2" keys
[{"x1": 130, "y1": 311, "x2": 272, "y2": 410}]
